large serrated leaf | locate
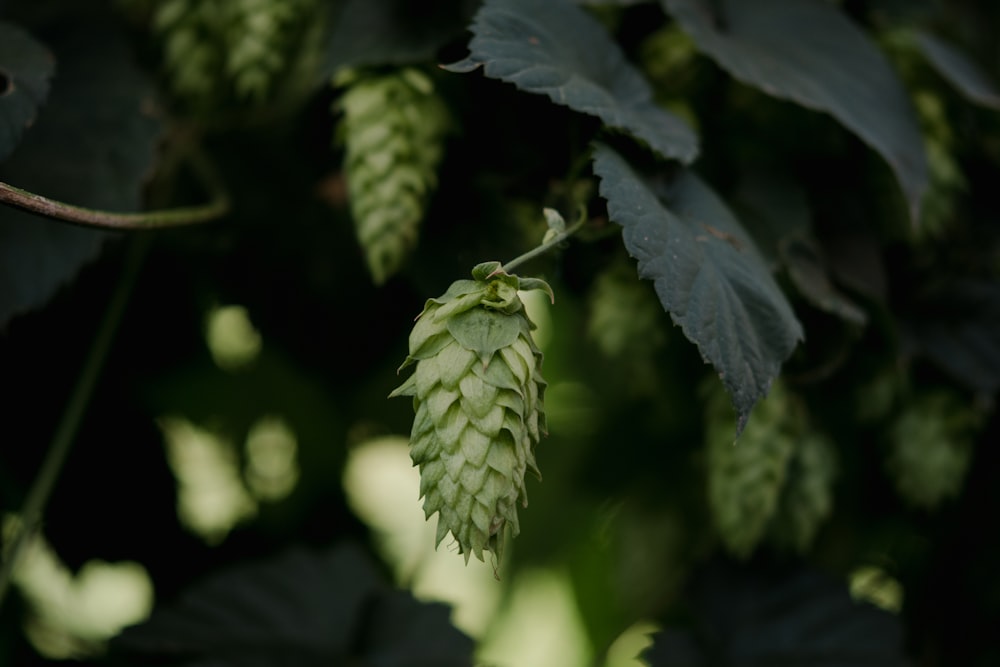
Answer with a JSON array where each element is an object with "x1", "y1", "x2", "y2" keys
[
  {"x1": 643, "y1": 559, "x2": 912, "y2": 666},
  {"x1": 445, "y1": 0, "x2": 698, "y2": 163},
  {"x1": 592, "y1": 143, "x2": 802, "y2": 430},
  {"x1": 0, "y1": 21, "x2": 54, "y2": 164},
  {"x1": 663, "y1": 0, "x2": 929, "y2": 222},
  {"x1": 914, "y1": 30, "x2": 1000, "y2": 111},
  {"x1": 112, "y1": 544, "x2": 475, "y2": 666},
  {"x1": 0, "y1": 20, "x2": 161, "y2": 327}
]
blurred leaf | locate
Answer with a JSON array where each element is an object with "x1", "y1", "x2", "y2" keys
[
  {"x1": 592, "y1": 143, "x2": 803, "y2": 431},
  {"x1": 112, "y1": 543, "x2": 474, "y2": 667},
  {"x1": 359, "y1": 591, "x2": 476, "y2": 667},
  {"x1": 644, "y1": 559, "x2": 912, "y2": 666},
  {"x1": 735, "y1": 174, "x2": 867, "y2": 325},
  {"x1": 663, "y1": 0, "x2": 929, "y2": 221},
  {"x1": 322, "y1": 0, "x2": 480, "y2": 74},
  {"x1": 445, "y1": 0, "x2": 698, "y2": 163},
  {"x1": 0, "y1": 19, "x2": 161, "y2": 326},
  {"x1": 0, "y1": 21, "x2": 54, "y2": 163},
  {"x1": 914, "y1": 30, "x2": 1000, "y2": 110},
  {"x1": 902, "y1": 279, "x2": 1000, "y2": 394}
]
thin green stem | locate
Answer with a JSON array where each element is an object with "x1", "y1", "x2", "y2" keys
[
  {"x1": 0, "y1": 150, "x2": 230, "y2": 229},
  {"x1": 0, "y1": 236, "x2": 149, "y2": 608},
  {"x1": 501, "y1": 218, "x2": 587, "y2": 274}
]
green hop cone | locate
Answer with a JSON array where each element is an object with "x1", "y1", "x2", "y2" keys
[
  {"x1": 336, "y1": 68, "x2": 452, "y2": 284},
  {"x1": 153, "y1": 0, "x2": 315, "y2": 107},
  {"x1": 887, "y1": 389, "x2": 981, "y2": 509},
  {"x1": 586, "y1": 261, "x2": 666, "y2": 393},
  {"x1": 704, "y1": 380, "x2": 837, "y2": 558},
  {"x1": 766, "y1": 432, "x2": 837, "y2": 554},
  {"x1": 390, "y1": 262, "x2": 552, "y2": 564},
  {"x1": 705, "y1": 381, "x2": 796, "y2": 559}
]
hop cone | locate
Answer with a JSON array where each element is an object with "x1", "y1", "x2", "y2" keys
[
  {"x1": 705, "y1": 382, "x2": 796, "y2": 559},
  {"x1": 586, "y1": 261, "x2": 666, "y2": 393},
  {"x1": 766, "y1": 432, "x2": 837, "y2": 554},
  {"x1": 336, "y1": 68, "x2": 452, "y2": 284},
  {"x1": 887, "y1": 389, "x2": 980, "y2": 509},
  {"x1": 706, "y1": 381, "x2": 838, "y2": 557},
  {"x1": 153, "y1": 0, "x2": 314, "y2": 106},
  {"x1": 390, "y1": 262, "x2": 551, "y2": 563}
]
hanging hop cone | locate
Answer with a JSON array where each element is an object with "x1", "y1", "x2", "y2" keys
[
  {"x1": 336, "y1": 67, "x2": 452, "y2": 284},
  {"x1": 887, "y1": 389, "x2": 982, "y2": 509},
  {"x1": 704, "y1": 380, "x2": 837, "y2": 558},
  {"x1": 390, "y1": 262, "x2": 552, "y2": 563},
  {"x1": 153, "y1": 0, "x2": 315, "y2": 106}
]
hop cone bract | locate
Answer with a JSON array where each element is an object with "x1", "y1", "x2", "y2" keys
[
  {"x1": 336, "y1": 68, "x2": 451, "y2": 284},
  {"x1": 390, "y1": 262, "x2": 551, "y2": 563}
]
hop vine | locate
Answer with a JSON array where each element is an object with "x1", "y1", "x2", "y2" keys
[
  {"x1": 390, "y1": 262, "x2": 552, "y2": 564},
  {"x1": 335, "y1": 67, "x2": 452, "y2": 284}
]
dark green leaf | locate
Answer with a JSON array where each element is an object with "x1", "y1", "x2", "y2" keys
[
  {"x1": 0, "y1": 21, "x2": 161, "y2": 326},
  {"x1": 663, "y1": 0, "x2": 929, "y2": 221},
  {"x1": 0, "y1": 21, "x2": 53, "y2": 163},
  {"x1": 914, "y1": 30, "x2": 1000, "y2": 110},
  {"x1": 735, "y1": 175, "x2": 867, "y2": 325},
  {"x1": 322, "y1": 0, "x2": 480, "y2": 74},
  {"x1": 445, "y1": 0, "x2": 698, "y2": 163},
  {"x1": 644, "y1": 559, "x2": 912, "y2": 666},
  {"x1": 112, "y1": 544, "x2": 475, "y2": 667},
  {"x1": 903, "y1": 279, "x2": 1000, "y2": 394},
  {"x1": 358, "y1": 592, "x2": 475, "y2": 667},
  {"x1": 112, "y1": 544, "x2": 380, "y2": 665},
  {"x1": 592, "y1": 143, "x2": 802, "y2": 431}
]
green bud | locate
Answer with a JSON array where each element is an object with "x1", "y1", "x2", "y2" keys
[{"x1": 390, "y1": 263, "x2": 550, "y2": 563}]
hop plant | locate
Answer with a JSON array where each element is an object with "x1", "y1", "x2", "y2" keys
[
  {"x1": 153, "y1": 0, "x2": 315, "y2": 106},
  {"x1": 887, "y1": 389, "x2": 981, "y2": 509},
  {"x1": 336, "y1": 68, "x2": 452, "y2": 284},
  {"x1": 704, "y1": 381, "x2": 837, "y2": 558},
  {"x1": 389, "y1": 262, "x2": 552, "y2": 563}
]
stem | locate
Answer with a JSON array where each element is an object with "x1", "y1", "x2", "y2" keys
[
  {"x1": 0, "y1": 236, "x2": 148, "y2": 608},
  {"x1": 0, "y1": 150, "x2": 230, "y2": 229},
  {"x1": 501, "y1": 218, "x2": 586, "y2": 274}
]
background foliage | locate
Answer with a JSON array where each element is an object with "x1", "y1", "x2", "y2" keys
[{"x1": 2, "y1": 0, "x2": 1000, "y2": 665}]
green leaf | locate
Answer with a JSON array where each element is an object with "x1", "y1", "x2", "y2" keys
[
  {"x1": 0, "y1": 21, "x2": 161, "y2": 326},
  {"x1": 644, "y1": 560, "x2": 911, "y2": 667},
  {"x1": 111, "y1": 544, "x2": 475, "y2": 666},
  {"x1": 445, "y1": 0, "x2": 698, "y2": 163},
  {"x1": 735, "y1": 174, "x2": 867, "y2": 326},
  {"x1": 0, "y1": 21, "x2": 54, "y2": 163},
  {"x1": 663, "y1": 0, "x2": 929, "y2": 222},
  {"x1": 592, "y1": 143, "x2": 802, "y2": 430},
  {"x1": 914, "y1": 30, "x2": 1000, "y2": 111},
  {"x1": 322, "y1": 0, "x2": 480, "y2": 74}
]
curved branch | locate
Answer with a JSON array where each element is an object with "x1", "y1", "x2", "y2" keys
[{"x1": 0, "y1": 150, "x2": 230, "y2": 229}]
